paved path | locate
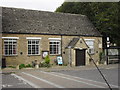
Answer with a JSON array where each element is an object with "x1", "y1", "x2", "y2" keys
[{"x1": 2, "y1": 64, "x2": 119, "y2": 73}]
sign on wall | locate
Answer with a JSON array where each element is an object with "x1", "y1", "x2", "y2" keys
[
  {"x1": 57, "y1": 56, "x2": 63, "y2": 65},
  {"x1": 42, "y1": 51, "x2": 49, "y2": 59},
  {"x1": 108, "y1": 49, "x2": 118, "y2": 55}
]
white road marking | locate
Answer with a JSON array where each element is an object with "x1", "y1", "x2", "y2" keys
[
  {"x1": 2, "y1": 84, "x2": 7, "y2": 88},
  {"x1": 2, "y1": 83, "x2": 25, "y2": 87},
  {"x1": 39, "y1": 71, "x2": 105, "y2": 88},
  {"x1": 11, "y1": 74, "x2": 40, "y2": 88},
  {"x1": 22, "y1": 72, "x2": 65, "y2": 88},
  {"x1": 106, "y1": 67, "x2": 117, "y2": 69},
  {"x1": 50, "y1": 72, "x2": 119, "y2": 88},
  {"x1": 7, "y1": 84, "x2": 13, "y2": 87},
  {"x1": 2, "y1": 84, "x2": 13, "y2": 87}
]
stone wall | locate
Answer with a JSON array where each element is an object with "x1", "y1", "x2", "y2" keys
[{"x1": 2, "y1": 33, "x2": 102, "y2": 66}]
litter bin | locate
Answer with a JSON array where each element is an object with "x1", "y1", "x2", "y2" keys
[{"x1": 2, "y1": 58, "x2": 6, "y2": 68}]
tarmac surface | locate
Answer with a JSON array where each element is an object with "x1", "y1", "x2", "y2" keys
[{"x1": 1, "y1": 64, "x2": 120, "y2": 89}]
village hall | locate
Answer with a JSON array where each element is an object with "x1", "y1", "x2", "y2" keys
[{"x1": 1, "y1": 7, "x2": 103, "y2": 67}]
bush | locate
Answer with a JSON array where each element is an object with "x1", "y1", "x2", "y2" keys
[
  {"x1": 40, "y1": 55, "x2": 51, "y2": 68},
  {"x1": 41, "y1": 62, "x2": 51, "y2": 68},
  {"x1": 45, "y1": 55, "x2": 50, "y2": 64},
  {"x1": 19, "y1": 64, "x2": 25, "y2": 69},
  {"x1": 8, "y1": 66, "x2": 16, "y2": 68},
  {"x1": 63, "y1": 64, "x2": 67, "y2": 66},
  {"x1": 99, "y1": 52, "x2": 105, "y2": 64},
  {"x1": 26, "y1": 64, "x2": 32, "y2": 68}
]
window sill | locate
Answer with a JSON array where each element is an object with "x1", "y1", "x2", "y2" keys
[
  {"x1": 50, "y1": 54, "x2": 61, "y2": 56},
  {"x1": 27, "y1": 54, "x2": 41, "y2": 56},
  {"x1": 4, "y1": 55, "x2": 18, "y2": 57}
]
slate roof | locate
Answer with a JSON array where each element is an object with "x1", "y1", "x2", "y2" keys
[
  {"x1": 67, "y1": 38, "x2": 79, "y2": 48},
  {"x1": 2, "y1": 7, "x2": 102, "y2": 36}
]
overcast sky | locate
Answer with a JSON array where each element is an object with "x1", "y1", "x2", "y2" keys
[
  {"x1": 1, "y1": 0, "x2": 118, "y2": 12},
  {"x1": 0, "y1": 0, "x2": 65, "y2": 12}
]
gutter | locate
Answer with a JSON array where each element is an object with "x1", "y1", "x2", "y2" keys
[{"x1": 2, "y1": 32, "x2": 103, "y2": 37}]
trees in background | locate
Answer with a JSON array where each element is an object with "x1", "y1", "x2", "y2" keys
[{"x1": 56, "y1": 2, "x2": 119, "y2": 46}]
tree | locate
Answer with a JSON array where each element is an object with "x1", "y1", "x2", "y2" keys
[{"x1": 56, "y1": 2, "x2": 119, "y2": 46}]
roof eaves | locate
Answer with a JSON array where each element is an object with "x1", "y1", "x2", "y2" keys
[{"x1": 2, "y1": 32, "x2": 102, "y2": 37}]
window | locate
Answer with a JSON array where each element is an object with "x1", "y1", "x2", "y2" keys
[
  {"x1": 85, "y1": 39, "x2": 95, "y2": 54},
  {"x1": 49, "y1": 41, "x2": 61, "y2": 55},
  {"x1": 4, "y1": 39, "x2": 17, "y2": 56},
  {"x1": 28, "y1": 39, "x2": 40, "y2": 55}
]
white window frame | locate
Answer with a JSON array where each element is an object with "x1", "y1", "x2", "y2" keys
[
  {"x1": 49, "y1": 40, "x2": 61, "y2": 55},
  {"x1": 85, "y1": 39, "x2": 95, "y2": 54},
  {"x1": 27, "y1": 39, "x2": 40, "y2": 56},
  {"x1": 27, "y1": 38, "x2": 41, "y2": 55},
  {"x1": 3, "y1": 38, "x2": 18, "y2": 56}
]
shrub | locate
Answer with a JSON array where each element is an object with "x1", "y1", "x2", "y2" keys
[
  {"x1": 40, "y1": 55, "x2": 51, "y2": 68},
  {"x1": 45, "y1": 55, "x2": 50, "y2": 64},
  {"x1": 8, "y1": 66, "x2": 16, "y2": 68},
  {"x1": 40, "y1": 62, "x2": 48, "y2": 67},
  {"x1": 19, "y1": 64, "x2": 25, "y2": 69},
  {"x1": 40, "y1": 62, "x2": 51, "y2": 68},
  {"x1": 26, "y1": 64, "x2": 32, "y2": 68},
  {"x1": 99, "y1": 52, "x2": 105, "y2": 64},
  {"x1": 63, "y1": 64, "x2": 67, "y2": 66}
]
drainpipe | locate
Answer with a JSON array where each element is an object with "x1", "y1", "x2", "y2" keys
[
  {"x1": 118, "y1": 48, "x2": 120, "y2": 63},
  {"x1": 61, "y1": 35, "x2": 62, "y2": 57},
  {"x1": 68, "y1": 46, "x2": 72, "y2": 67}
]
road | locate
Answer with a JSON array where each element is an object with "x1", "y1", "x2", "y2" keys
[
  {"x1": 57, "y1": 67, "x2": 119, "y2": 86},
  {"x1": 2, "y1": 73, "x2": 33, "y2": 88},
  {"x1": 2, "y1": 65, "x2": 119, "y2": 90}
]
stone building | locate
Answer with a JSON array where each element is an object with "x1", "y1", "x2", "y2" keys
[{"x1": 1, "y1": 7, "x2": 102, "y2": 67}]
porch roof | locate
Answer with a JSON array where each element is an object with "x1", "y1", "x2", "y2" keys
[{"x1": 67, "y1": 38, "x2": 79, "y2": 48}]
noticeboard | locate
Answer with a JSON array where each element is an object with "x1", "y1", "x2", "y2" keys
[{"x1": 57, "y1": 56, "x2": 63, "y2": 65}]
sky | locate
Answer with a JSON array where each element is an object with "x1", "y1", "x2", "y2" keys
[
  {"x1": 1, "y1": 0, "x2": 118, "y2": 12},
  {"x1": 0, "y1": 0, "x2": 65, "y2": 12}
]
